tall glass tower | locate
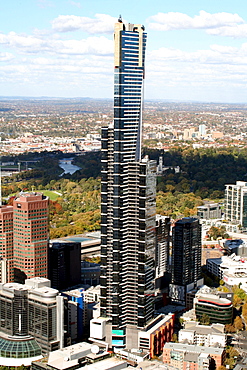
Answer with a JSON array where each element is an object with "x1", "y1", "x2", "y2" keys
[{"x1": 100, "y1": 18, "x2": 156, "y2": 349}]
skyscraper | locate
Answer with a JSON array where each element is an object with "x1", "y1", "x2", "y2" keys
[
  {"x1": 48, "y1": 240, "x2": 81, "y2": 290},
  {"x1": 170, "y1": 217, "x2": 202, "y2": 305},
  {"x1": 100, "y1": 18, "x2": 156, "y2": 348},
  {"x1": 225, "y1": 181, "x2": 247, "y2": 230},
  {"x1": 13, "y1": 192, "x2": 49, "y2": 283}
]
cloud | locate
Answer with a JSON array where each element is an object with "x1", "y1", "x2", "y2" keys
[
  {"x1": 68, "y1": 1, "x2": 82, "y2": 8},
  {"x1": 207, "y1": 24, "x2": 247, "y2": 38},
  {"x1": 0, "y1": 52, "x2": 14, "y2": 62},
  {"x1": 148, "y1": 10, "x2": 244, "y2": 31},
  {"x1": 147, "y1": 44, "x2": 247, "y2": 66},
  {"x1": 0, "y1": 31, "x2": 113, "y2": 55},
  {"x1": 145, "y1": 43, "x2": 247, "y2": 95},
  {"x1": 37, "y1": 0, "x2": 54, "y2": 9},
  {"x1": 51, "y1": 13, "x2": 116, "y2": 34}
]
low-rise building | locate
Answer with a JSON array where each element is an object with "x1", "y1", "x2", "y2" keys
[
  {"x1": 178, "y1": 322, "x2": 226, "y2": 347},
  {"x1": 207, "y1": 255, "x2": 247, "y2": 286},
  {"x1": 163, "y1": 343, "x2": 225, "y2": 370},
  {"x1": 224, "y1": 239, "x2": 247, "y2": 257},
  {"x1": 181, "y1": 285, "x2": 233, "y2": 325},
  {"x1": 31, "y1": 342, "x2": 122, "y2": 370},
  {"x1": 197, "y1": 203, "x2": 222, "y2": 220},
  {"x1": 194, "y1": 293, "x2": 233, "y2": 325},
  {"x1": 90, "y1": 314, "x2": 174, "y2": 359}
]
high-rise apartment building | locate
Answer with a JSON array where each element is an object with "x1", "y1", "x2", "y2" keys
[
  {"x1": 13, "y1": 192, "x2": 49, "y2": 283},
  {"x1": 155, "y1": 215, "x2": 170, "y2": 279},
  {"x1": 170, "y1": 218, "x2": 202, "y2": 304},
  {"x1": 225, "y1": 181, "x2": 247, "y2": 230},
  {"x1": 99, "y1": 19, "x2": 156, "y2": 348}
]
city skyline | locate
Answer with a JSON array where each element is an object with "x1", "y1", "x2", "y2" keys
[{"x1": 1, "y1": 0, "x2": 247, "y2": 103}]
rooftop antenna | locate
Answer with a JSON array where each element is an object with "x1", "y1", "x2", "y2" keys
[{"x1": 118, "y1": 14, "x2": 122, "y2": 23}]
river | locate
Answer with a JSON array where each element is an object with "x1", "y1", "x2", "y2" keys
[{"x1": 59, "y1": 158, "x2": 81, "y2": 175}]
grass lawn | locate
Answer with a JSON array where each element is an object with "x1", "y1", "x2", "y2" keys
[{"x1": 39, "y1": 190, "x2": 61, "y2": 201}]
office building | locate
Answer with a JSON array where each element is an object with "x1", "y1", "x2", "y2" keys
[
  {"x1": 207, "y1": 254, "x2": 247, "y2": 287},
  {"x1": 0, "y1": 335, "x2": 42, "y2": 367},
  {"x1": 62, "y1": 287, "x2": 86, "y2": 342},
  {"x1": 170, "y1": 218, "x2": 202, "y2": 304},
  {"x1": 99, "y1": 19, "x2": 156, "y2": 349},
  {"x1": 31, "y1": 342, "x2": 124, "y2": 370},
  {"x1": 49, "y1": 240, "x2": 81, "y2": 290},
  {"x1": 194, "y1": 292, "x2": 233, "y2": 325},
  {"x1": 225, "y1": 181, "x2": 247, "y2": 230},
  {"x1": 13, "y1": 192, "x2": 49, "y2": 282},
  {"x1": 0, "y1": 277, "x2": 65, "y2": 355},
  {"x1": 81, "y1": 261, "x2": 100, "y2": 286},
  {"x1": 197, "y1": 203, "x2": 222, "y2": 220},
  {"x1": 0, "y1": 206, "x2": 14, "y2": 283}
]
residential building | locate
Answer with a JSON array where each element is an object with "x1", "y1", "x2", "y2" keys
[
  {"x1": 13, "y1": 192, "x2": 49, "y2": 282},
  {"x1": 138, "y1": 314, "x2": 174, "y2": 358},
  {"x1": 48, "y1": 240, "x2": 81, "y2": 290},
  {"x1": 225, "y1": 181, "x2": 247, "y2": 230},
  {"x1": 163, "y1": 343, "x2": 225, "y2": 370},
  {"x1": 0, "y1": 277, "x2": 65, "y2": 355},
  {"x1": 169, "y1": 218, "x2": 202, "y2": 304},
  {"x1": 0, "y1": 206, "x2": 14, "y2": 283},
  {"x1": 178, "y1": 322, "x2": 226, "y2": 348},
  {"x1": 155, "y1": 215, "x2": 170, "y2": 279},
  {"x1": 99, "y1": 19, "x2": 157, "y2": 349}
]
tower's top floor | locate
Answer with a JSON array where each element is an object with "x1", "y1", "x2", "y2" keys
[
  {"x1": 14, "y1": 191, "x2": 48, "y2": 203},
  {"x1": 114, "y1": 20, "x2": 146, "y2": 69}
]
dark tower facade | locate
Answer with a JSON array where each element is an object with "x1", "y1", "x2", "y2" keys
[
  {"x1": 48, "y1": 241, "x2": 81, "y2": 290},
  {"x1": 100, "y1": 20, "x2": 156, "y2": 348},
  {"x1": 170, "y1": 217, "x2": 202, "y2": 304}
]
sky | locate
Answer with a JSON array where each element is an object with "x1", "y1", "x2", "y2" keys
[{"x1": 1, "y1": 0, "x2": 247, "y2": 103}]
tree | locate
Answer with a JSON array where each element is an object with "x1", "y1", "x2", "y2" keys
[
  {"x1": 233, "y1": 295, "x2": 243, "y2": 308},
  {"x1": 225, "y1": 324, "x2": 236, "y2": 333},
  {"x1": 199, "y1": 313, "x2": 210, "y2": 325},
  {"x1": 207, "y1": 226, "x2": 229, "y2": 240},
  {"x1": 171, "y1": 333, "x2": 178, "y2": 342},
  {"x1": 234, "y1": 316, "x2": 244, "y2": 332}
]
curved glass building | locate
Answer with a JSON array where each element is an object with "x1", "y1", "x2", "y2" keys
[{"x1": 0, "y1": 335, "x2": 42, "y2": 366}]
